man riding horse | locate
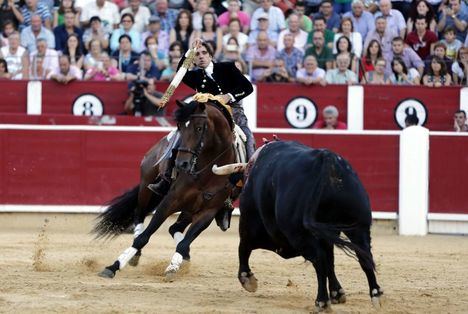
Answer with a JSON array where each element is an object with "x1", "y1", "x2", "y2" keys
[{"x1": 148, "y1": 38, "x2": 255, "y2": 198}]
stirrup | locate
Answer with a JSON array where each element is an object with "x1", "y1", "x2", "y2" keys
[{"x1": 147, "y1": 178, "x2": 171, "y2": 196}]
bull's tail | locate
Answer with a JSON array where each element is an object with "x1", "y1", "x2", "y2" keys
[
  {"x1": 302, "y1": 150, "x2": 375, "y2": 271},
  {"x1": 92, "y1": 185, "x2": 140, "y2": 239}
]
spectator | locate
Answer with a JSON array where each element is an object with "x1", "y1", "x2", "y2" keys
[
  {"x1": 422, "y1": 56, "x2": 452, "y2": 86},
  {"x1": 374, "y1": 0, "x2": 406, "y2": 38},
  {"x1": 334, "y1": 36, "x2": 358, "y2": 73},
  {"x1": 53, "y1": 0, "x2": 81, "y2": 28},
  {"x1": 441, "y1": 27, "x2": 463, "y2": 60},
  {"x1": 405, "y1": 15, "x2": 438, "y2": 60},
  {"x1": 143, "y1": 35, "x2": 168, "y2": 71},
  {"x1": 277, "y1": 33, "x2": 304, "y2": 78},
  {"x1": 305, "y1": 30, "x2": 333, "y2": 70},
  {"x1": 303, "y1": 0, "x2": 321, "y2": 16},
  {"x1": 275, "y1": 0, "x2": 297, "y2": 15},
  {"x1": 20, "y1": 0, "x2": 52, "y2": 29},
  {"x1": 248, "y1": 13, "x2": 279, "y2": 47},
  {"x1": 124, "y1": 78, "x2": 163, "y2": 116},
  {"x1": 406, "y1": 0, "x2": 437, "y2": 34},
  {"x1": 277, "y1": 13, "x2": 308, "y2": 53},
  {"x1": 141, "y1": 16, "x2": 169, "y2": 55},
  {"x1": 250, "y1": 0, "x2": 286, "y2": 34},
  {"x1": 29, "y1": 37, "x2": 58, "y2": 78},
  {"x1": 453, "y1": 109, "x2": 468, "y2": 132},
  {"x1": 219, "y1": 36, "x2": 243, "y2": 62},
  {"x1": 389, "y1": 57, "x2": 421, "y2": 84},
  {"x1": 306, "y1": 16, "x2": 334, "y2": 50},
  {"x1": 245, "y1": 30, "x2": 277, "y2": 82},
  {"x1": 292, "y1": 1, "x2": 312, "y2": 33},
  {"x1": 168, "y1": 40, "x2": 183, "y2": 60},
  {"x1": 313, "y1": 0, "x2": 341, "y2": 33},
  {"x1": 111, "y1": 34, "x2": 139, "y2": 73},
  {"x1": 21, "y1": 14, "x2": 55, "y2": 53},
  {"x1": 84, "y1": 52, "x2": 121, "y2": 80},
  {"x1": 241, "y1": 0, "x2": 260, "y2": 16},
  {"x1": 362, "y1": 0, "x2": 379, "y2": 13},
  {"x1": 110, "y1": 13, "x2": 142, "y2": 53},
  {"x1": 0, "y1": 58, "x2": 12, "y2": 79},
  {"x1": 169, "y1": 9, "x2": 193, "y2": 52},
  {"x1": 53, "y1": 11, "x2": 83, "y2": 51},
  {"x1": 82, "y1": 16, "x2": 109, "y2": 50},
  {"x1": 191, "y1": 0, "x2": 211, "y2": 32},
  {"x1": 222, "y1": 18, "x2": 249, "y2": 54},
  {"x1": 343, "y1": 0, "x2": 375, "y2": 43},
  {"x1": 160, "y1": 56, "x2": 178, "y2": 81},
  {"x1": 452, "y1": 47, "x2": 467, "y2": 85},
  {"x1": 191, "y1": 12, "x2": 223, "y2": 59},
  {"x1": 80, "y1": 0, "x2": 119, "y2": 33},
  {"x1": 47, "y1": 54, "x2": 81, "y2": 82},
  {"x1": 333, "y1": 17, "x2": 363, "y2": 58},
  {"x1": 313, "y1": 105, "x2": 347, "y2": 129},
  {"x1": 390, "y1": 0, "x2": 412, "y2": 20},
  {"x1": 325, "y1": 53, "x2": 358, "y2": 84},
  {"x1": 263, "y1": 58, "x2": 291, "y2": 82},
  {"x1": 296, "y1": 55, "x2": 326, "y2": 85},
  {"x1": 0, "y1": 31, "x2": 28, "y2": 79},
  {"x1": 386, "y1": 37, "x2": 425, "y2": 77},
  {"x1": 363, "y1": 16, "x2": 396, "y2": 58},
  {"x1": 63, "y1": 33, "x2": 83, "y2": 69},
  {"x1": 334, "y1": 0, "x2": 352, "y2": 15},
  {"x1": 126, "y1": 51, "x2": 161, "y2": 81},
  {"x1": 361, "y1": 57, "x2": 390, "y2": 84},
  {"x1": 0, "y1": 0, "x2": 24, "y2": 30},
  {"x1": 121, "y1": 0, "x2": 151, "y2": 33},
  {"x1": 218, "y1": 0, "x2": 250, "y2": 34},
  {"x1": 425, "y1": 41, "x2": 453, "y2": 75},
  {"x1": 437, "y1": 0, "x2": 467, "y2": 42},
  {"x1": 83, "y1": 38, "x2": 102, "y2": 70},
  {"x1": 360, "y1": 39, "x2": 382, "y2": 77},
  {"x1": 151, "y1": 0, "x2": 179, "y2": 34},
  {"x1": 1, "y1": 20, "x2": 17, "y2": 47}
]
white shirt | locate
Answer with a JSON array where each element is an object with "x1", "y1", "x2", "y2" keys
[
  {"x1": 80, "y1": 1, "x2": 120, "y2": 31},
  {"x1": 121, "y1": 6, "x2": 151, "y2": 33},
  {"x1": 250, "y1": 7, "x2": 286, "y2": 33},
  {"x1": 1, "y1": 46, "x2": 26, "y2": 79},
  {"x1": 276, "y1": 29, "x2": 308, "y2": 53}
]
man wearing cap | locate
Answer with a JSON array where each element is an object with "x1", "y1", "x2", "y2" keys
[
  {"x1": 247, "y1": 12, "x2": 278, "y2": 46},
  {"x1": 121, "y1": 0, "x2": 151, "y2": 33},
  {"x1": 250, "y1": 0, "x2": 286, "y2": 34},
  {"x1": 147, "y1": 38, "x2": 254, "y2": 195},
  {"x1": 82, "y1": 16, "x2": 110, "y2": 50},
  {"x1": 141, "y1": 15, "x2": 170, "y2": 54}
]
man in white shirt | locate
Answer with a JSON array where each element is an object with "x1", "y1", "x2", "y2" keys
[
  {"x1": 29, "y1": 38, "x2": 58, "y2": 79},
  {"x1": 80, "y1": 0, "x2": 120, "y2": 34},
  {"x1": 374, "y1": 0, "x2": 406, "y2": 38},
  {"x1": 47, "y1": 55, "x2": 82, "y2": 83},
  {"x1": 121, "y1": 0, "x2": 151, "y2": 33},
  {"x1": 277, "y1": 13, "x2": 308, "y2": 52},
  {"x1": 250, "y1": 0, "x2": 285, "y2": 34}
]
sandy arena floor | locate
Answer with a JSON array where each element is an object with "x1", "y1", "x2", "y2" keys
[{"x1": 0, "y1": 213, "x2": 467, "y2": 313}]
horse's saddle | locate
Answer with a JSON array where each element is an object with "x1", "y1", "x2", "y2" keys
[{"x1": 233, "y1": 124, "x2": 248, "y2": 164}]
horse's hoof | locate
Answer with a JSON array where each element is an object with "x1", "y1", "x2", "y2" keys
[
  {"x1": 239, "y1": 272, "x2": 258, "y2": 292},
  {"x1": 98, "y1": 268, "x2": 115, "y2": 279},
  {"x1": 128, "y1": 254, "x2": 140, "y2": 267},
  {"x1": 164, "y1": 269, "x2": 177, "y2": 282},
  {"x1": 314, "y1": 300, "x2": 332, "y2": 313},
  {"x1": 371, "y1": 288, "x2": 385, "y2": 309},
  {"x1": 330, "y1": 288, "x2": 346, "y2": 304}
]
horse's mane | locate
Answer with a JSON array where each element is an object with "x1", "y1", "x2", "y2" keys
[{"x1": 174, "y1": 100, "x2": 234, "y2": 129}]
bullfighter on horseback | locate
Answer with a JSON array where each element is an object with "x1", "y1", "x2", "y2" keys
[{"x1": 148, "y1": 38, "x2": 255, "y2": 198}]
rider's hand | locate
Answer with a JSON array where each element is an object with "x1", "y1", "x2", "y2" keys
[{"x1": 192, "y1": 38, "x2": 203, "y2": 50}]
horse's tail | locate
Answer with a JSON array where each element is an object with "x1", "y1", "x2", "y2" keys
[
  {"x1": 92, "y1": 185, "x2": 140, "y2": 239},
  {"x1": 302, "y1": 150, "x2": 375, "y2": 271}
]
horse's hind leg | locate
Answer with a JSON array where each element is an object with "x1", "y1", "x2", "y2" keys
[
  {"x1": 321, "y1": 239, "x2": 346, "y2": 304},
  {"x1": 344, "y1": 227, "x2": 384, "y2": 308}
]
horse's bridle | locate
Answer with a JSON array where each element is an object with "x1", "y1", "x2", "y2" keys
[{"x1": 177, "y1": 113, "x2": 208, "y2": 176}]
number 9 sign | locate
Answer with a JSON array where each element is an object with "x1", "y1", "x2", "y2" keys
[{"x1": 284, "y1": 97, "x2": 318, "y2": 128}]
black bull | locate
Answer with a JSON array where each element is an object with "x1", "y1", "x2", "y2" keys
[{"x1": 237, "y1": 141, "x2": 384, "y2": 311}]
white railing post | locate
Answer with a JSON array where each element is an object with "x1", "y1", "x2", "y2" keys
[
  {"x1": 347, "y1": 85, "x2": 364, "y2": 130},
  {"x1": 398, "y1": 126, "x2": 429, "y2": 235},
  {"x1": 27, "y1": 81, "x2": 42, "y2": 115},
  {"x1": 244, "y1": 83, "x2": 257, "y2": 129}
]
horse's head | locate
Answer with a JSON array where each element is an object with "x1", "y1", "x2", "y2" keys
[{"x1": 174, "y1": 99, "x2": 233, "y2": 176}]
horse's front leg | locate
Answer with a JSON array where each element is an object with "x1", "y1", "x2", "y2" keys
[
  {"x1": 168, "y1": 211, "x2": 193, "y2": 247},
  {"x1": 164, "y1": 206, "x2": 219, "y2": 282},
  {"x1": 98, "y1": 194, "x2": 181, "y2": 279}
]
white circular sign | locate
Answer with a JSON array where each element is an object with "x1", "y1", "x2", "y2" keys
[
  {"x1": 72, "y1": 94, "x2": 104, "y2": 116},
  {"x1": 394, "y1": 98, "x2": 427, "y2": 129},
  {"x1": 285, "y1": 97, "x2": 317, "y2": 128}
]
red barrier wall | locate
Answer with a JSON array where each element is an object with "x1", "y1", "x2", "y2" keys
[
  {"x1": 429, "y1": 135, "x2": 468, "y2": 214},
  {"x1": 363, "y1": 86, "x2": 460, "y2": 131},
  {"x1": 0, "y1": 81, "x2": 28, "y2": 113},
  {"x1": 0, "y1": 128, "x2": 399, "y2": 213}
]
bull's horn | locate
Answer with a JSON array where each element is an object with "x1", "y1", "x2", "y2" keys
[{"x1": 212, "y1": 163, "x2": 247, "y2": 175}]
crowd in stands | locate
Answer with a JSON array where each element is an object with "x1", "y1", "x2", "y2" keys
[{"x1": 0, "y1": 0, "x2": 466, "y2": 86}]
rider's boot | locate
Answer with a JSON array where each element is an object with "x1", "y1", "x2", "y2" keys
[{"x1": 148, "y1": 158, "x2": 175, "y2": 196}]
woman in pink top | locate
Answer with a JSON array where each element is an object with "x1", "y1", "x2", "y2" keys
[
  {"x1": 217, "y1": 0, "x2": 250, "y2": 34},
  {"x1": 84, "y1": 53, "x2": 121, "y2": 81}
]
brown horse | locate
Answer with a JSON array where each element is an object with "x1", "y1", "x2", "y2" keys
[{"x1": 96, "y1": 99, "x2": 237, "y2": 280}]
